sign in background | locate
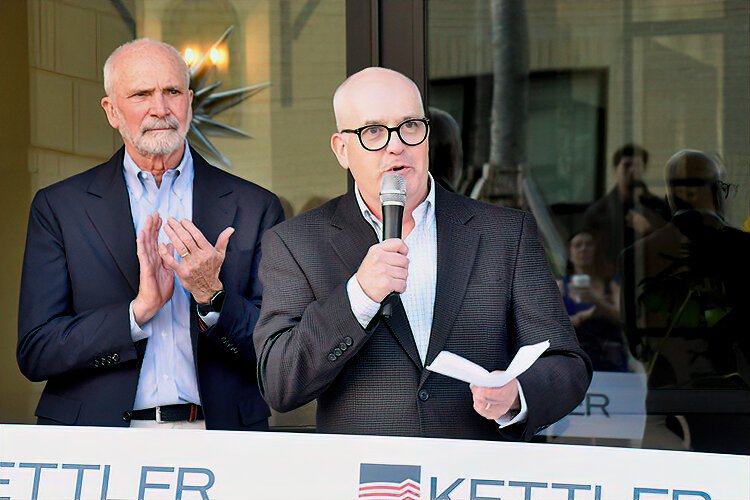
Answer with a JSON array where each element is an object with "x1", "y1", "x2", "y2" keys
[
  {"x1": 1, "y1": 424, "x2": 748, "y2": 500},
  {"x1": 542, "y1": 371, "x2": 648, "y2": 440}
]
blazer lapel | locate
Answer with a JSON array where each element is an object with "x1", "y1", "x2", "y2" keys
[
  {"x1": 84, "y1": 148, "x2": 139, "y2": 294},
  {"x1": 421, "y1": 188, "x2": 480, "y2": 384},
  {"x1": 191, "y1": 149, "x2": 237, "y2": 252},
  {"x1": 190, "y1": 150, "x2": 237, "y2": 350},
  {"x1": 329, "y1": 191, "x2": 378, "y2": 272},
  {"x1": 382, "y1": 299, "x2": 422, "y2": 370},
  {"x1": 330, "y1": 191, "x2": 422, "y2": 370}
]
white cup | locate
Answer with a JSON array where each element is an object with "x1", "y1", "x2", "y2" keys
[{"x1": 570, "y1": 274, "x2": 591, "y2": 302}]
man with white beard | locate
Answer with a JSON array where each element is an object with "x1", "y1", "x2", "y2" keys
[{"x1": 17, "y1": 39, "x2": 284, "y2": 430}]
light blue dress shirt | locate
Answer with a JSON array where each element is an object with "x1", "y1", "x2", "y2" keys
[{"x1": 123, "y1": 145, "x2": 201, "y2": 410}]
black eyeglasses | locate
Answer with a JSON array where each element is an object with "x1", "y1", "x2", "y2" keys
[
  {"x1": 340, "y1": 118, "x2": 430, "y2": 151},
  {"x1": 717, "y1": 180, "x2": 738, "y2": 199},
  {"x1": 669, "y1": 178, "x2": 738, "y2": 199}
]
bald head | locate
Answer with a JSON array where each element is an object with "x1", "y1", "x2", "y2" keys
[
  {"x1": 332, "y1": 67, "x2": 424, "y2": 130},
  {"x1": 103, "y1": 38, "x2": 189, "y2": 97},
  {"x1": 666, "y1": 149, "x2": 724, "y2": 213},
  {"x1": 329, "y1": 66, "x2": 430, "y2": 219}
]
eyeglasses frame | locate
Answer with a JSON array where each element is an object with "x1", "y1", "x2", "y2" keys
[{"x1": 339, "y1": 118, "x2": 431, "y2": 152}]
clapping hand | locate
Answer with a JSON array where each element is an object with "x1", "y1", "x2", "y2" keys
[
  {"x1": 159, "y1": 218, "x2": 233, "y2": 304},
  {"x1": 133, "y1": 212, "x2": 175, "y2": 326}
]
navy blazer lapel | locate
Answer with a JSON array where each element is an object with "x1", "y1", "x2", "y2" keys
[
  {"x1": 330, "y1": 191, "x2": 422, "y2": 370},
  {"x1": 190, "y1": 150, "x2": 237, "y2": 351},
  {"x1": 85, "y1": 148, "x2": 139, "y2": 294},
  {"x1": 191, "y1": 149, "x2": 237, "y2": 251},
  {"x1": 421, "y1": 187, "x2": 480, "y2": 383}
]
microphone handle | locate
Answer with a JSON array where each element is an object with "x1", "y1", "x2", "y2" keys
[{"x1": 381, "y1": 203, "x2": 404, "y2": 318}]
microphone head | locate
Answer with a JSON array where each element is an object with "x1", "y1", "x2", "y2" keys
[{"x1": 380, "y1": 173, "x2": 407, "y2": 207}]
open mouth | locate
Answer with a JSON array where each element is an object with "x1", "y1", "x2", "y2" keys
[{"x1": 388, "y1": 166, "x2": 407, "y2": 173}]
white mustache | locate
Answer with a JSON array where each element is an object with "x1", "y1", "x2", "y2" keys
[{"x1": 141, "y1": 116, "x2": 180, "y2": 133}]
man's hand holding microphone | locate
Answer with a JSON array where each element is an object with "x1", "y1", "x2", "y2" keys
[{"x1": 356, "y1": 173, "x2": 409, "y2": 316}]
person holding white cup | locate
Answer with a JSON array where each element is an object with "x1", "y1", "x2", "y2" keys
[{"x1": 558, "y1": 230, "x2": 626, "y2": 371}]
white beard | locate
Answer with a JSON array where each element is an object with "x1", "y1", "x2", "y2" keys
[{"x1": 115, "y1": 107, "x2": 187, "y2": 157}]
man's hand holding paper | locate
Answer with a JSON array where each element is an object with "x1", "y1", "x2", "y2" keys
[
  {"x1": 471, "y1": 378, "x2": 522, "y2": 420},
  {"x1": 426, "y1": 340, "x2": 550, "y2": 422}
]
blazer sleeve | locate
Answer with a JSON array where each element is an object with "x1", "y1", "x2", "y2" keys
[
  {"x1": 503, "y1": 212, "x2": 593, "y2": 441},
  {"x1": 253, "y1": 229, "x2": 377, "y2": 412},
  {"x1": 199, "y1": 195, "x2": 285, "y2": 365},
  {"x1": 17, "y1": 190, "x2": 139, "y2": 382}
]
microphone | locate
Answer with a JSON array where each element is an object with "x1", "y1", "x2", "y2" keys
[{"x1": 379, "y1": 173, "x2": 406, "y2": 318}]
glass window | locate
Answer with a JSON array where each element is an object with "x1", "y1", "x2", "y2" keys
[{"x1": 428, "y1": 0, "x2": 750, "y2": 454}]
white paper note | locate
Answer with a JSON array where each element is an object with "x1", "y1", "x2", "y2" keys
[{"x1": 426, "y1": 340, "x2": 550, "y2": 387}]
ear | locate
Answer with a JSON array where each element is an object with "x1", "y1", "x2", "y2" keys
[
  {"x1": 101, "y1": 96, "x2": 120, "y2": 129},
  {"x1": 330, "y1": 133, "x2": 349, "y2": 171},
  {"x1": 187, "y1": 89, "x2": 194, "y2": 122}
]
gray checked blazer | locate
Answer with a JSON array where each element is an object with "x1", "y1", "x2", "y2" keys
[{"x1": 254, "y1": 185, "x2": 591, "y2": 441}]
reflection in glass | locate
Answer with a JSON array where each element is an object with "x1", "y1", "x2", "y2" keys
[
  {"x1": 428, "y1": 0, "x2": 750, "y2": 454},
  {"x1": 621, "y1": 150, "x2": 750, "y2": 453}
]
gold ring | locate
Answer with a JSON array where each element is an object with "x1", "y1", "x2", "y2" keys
[{"x1": 180, "y1": 251, "x2": 189, "y2": 258}]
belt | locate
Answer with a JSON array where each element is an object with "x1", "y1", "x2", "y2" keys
[{"x1": 130, "y1": 403, "x2": 203, "y2": 423}]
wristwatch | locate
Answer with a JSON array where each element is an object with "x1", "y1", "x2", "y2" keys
[{"x1": 197, "y1": 289, "x2": 225, "y2": 316}]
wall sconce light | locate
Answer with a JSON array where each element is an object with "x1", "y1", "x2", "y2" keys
[
  {"x1": 184, "y1": 47, "x2": 199, "y2": 66},
  {"x1": 209, "y1": 47, "x2": 227, "y2": 65}
]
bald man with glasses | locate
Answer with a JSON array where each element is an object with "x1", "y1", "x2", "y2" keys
[{"x1": 254, "y1": 67, "x2": 591, "y2": 440}]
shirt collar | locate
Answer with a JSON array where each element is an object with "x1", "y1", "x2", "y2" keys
[
  {"x1": 354, "y1": 172, "x2": 436, "y2": 234},
  {"x1": 122, "y1": 142, "x2": 193, "y2": 199}
]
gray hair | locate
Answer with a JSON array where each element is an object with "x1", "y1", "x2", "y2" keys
[{"x1": 103, "y1": 38, "x2": 190, "y2": 96}]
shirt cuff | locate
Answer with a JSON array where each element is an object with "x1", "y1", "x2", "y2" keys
[
  {"x1": 346, "y1": 274, "x2": 380, "y2": 328},
  {"x1": 197, "y1": 309, "x2": 220, "y2": 328},
  {"x1": 129, "y1": 300, "x2": 151, "y2": 342},
  {"x1": 495, "y1": 379, "x2": 528, "y2": 428}
]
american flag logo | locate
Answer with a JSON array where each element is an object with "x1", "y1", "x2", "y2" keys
[{"x1": 359, "y1": 463, "x2": 421, "y2": 499}]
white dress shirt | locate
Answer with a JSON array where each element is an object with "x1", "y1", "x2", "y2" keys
[
  {"x1": 346, "y1": 174, "x2": 527, "y2": 427},
  {"x1": 123, "y1": 145, "x2": 201, "y2": 410}
]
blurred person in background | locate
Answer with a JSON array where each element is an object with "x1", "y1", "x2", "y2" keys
[
  {"x1": 620, "y1": 149, "x2": 750, "y2": 454},
  {"x1": 584, "y1": 144, "x2": 671, "y2": 276},
  {"x1": 559, "y1": 230, "x2": 629, "y2": 372}
]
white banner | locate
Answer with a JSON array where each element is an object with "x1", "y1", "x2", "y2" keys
[
  {"x1": 542, "y1": 371, "x2": 648, "y2": 439},
  {"x1": 1, "y1": 424, "x2": 747, "y2": 500}
]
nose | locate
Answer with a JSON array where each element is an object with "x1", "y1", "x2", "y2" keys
[
  {"x1": 384, "y1": 129, "x2": 406, "y2": 154},
  {"x1": 149, "y1": 92, "x2": 170, "y2": 117}
]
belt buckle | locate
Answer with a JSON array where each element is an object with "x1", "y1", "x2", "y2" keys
[{"x1": 155, "y1": 406, "x2": 164, "y2": 423}]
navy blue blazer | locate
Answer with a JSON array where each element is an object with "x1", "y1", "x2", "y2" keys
[{"x1": 18, "y1": 147, "x2": 284, "y2": 430}]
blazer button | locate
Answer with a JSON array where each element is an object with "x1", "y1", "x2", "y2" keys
[
  {"x1": 122, "y1": 411, "x2": 132, "y2": 422},
  {"x1": 343, "y1": 336, "x2": 353, "y2": 346},
  {"x1": 418, "y1": 389, "x2": 429, "y2": 401},
  {"x1": 333, "y1": 348, "x2": 342, "y2": 357},
  {"x1": 112, "y1": 353, "x2": 120, "y2": 362},
  {"x1": 93, "y1": 359, "x2": 100, "y2": 368},
  {"x1": 327, "y1": 353, "x2": 337, "y2": 362}
]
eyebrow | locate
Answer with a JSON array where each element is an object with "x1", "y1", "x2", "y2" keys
[
  {"x1": 126, "y1": 86, "x2": 183, "y2": 98},
  {"x1": 127, "y1": 87, "x2": 155, "y2": 97},
  {"x1": 361, "y1": 115, "x2": 421, "y2": 126}
]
